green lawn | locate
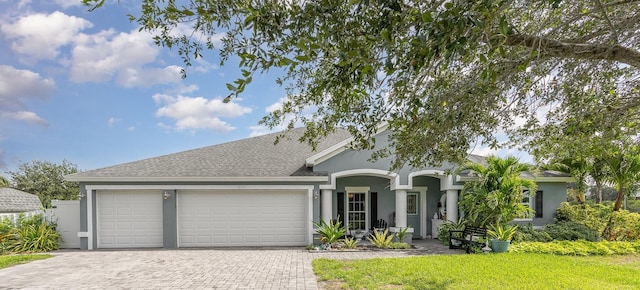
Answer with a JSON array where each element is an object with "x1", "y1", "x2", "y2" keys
[
  {"x1": 313, "y1": 253, "x2": 640, "y2": 289},
  {"x1": 0, "y1": 254, "x2": 52, "y2": 269}
]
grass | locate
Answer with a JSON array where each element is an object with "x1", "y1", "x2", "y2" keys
[
  {"x1": 0, "y1": 254, "x2": 52, "y2": 269},
  {"x1": 313, "y1": 253, "x2": 640, "y2": 289}
]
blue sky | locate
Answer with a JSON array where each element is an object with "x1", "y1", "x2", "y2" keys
[{"x1": 0, "y1": 0, "x2": 526, "y2": 177}]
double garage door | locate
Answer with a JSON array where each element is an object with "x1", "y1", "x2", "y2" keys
[{"x1": 96, "y1": 189, "x2": 307, "y2": 248}]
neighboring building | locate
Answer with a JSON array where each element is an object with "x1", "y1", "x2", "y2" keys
[
  {"x1": 66, "y1": 128, "x2": 571, "y2": 250},
  {"x1": 0, "y1": 187, "x2": 43, "y2": 214}
]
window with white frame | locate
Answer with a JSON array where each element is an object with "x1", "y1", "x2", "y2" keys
[
  {"x1": 518, "y1": 190, "x2": 543, "y2": 220},
  {"x1": 345, "y1": 187, "x2": 368, "y2": 231}
]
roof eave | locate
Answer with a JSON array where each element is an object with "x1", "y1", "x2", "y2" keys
[
  {"x1": 65, "y1": 175, "x2": 329, "y2": 183},
  {"x1": 305, "y1": 123, "x2": 389, "y2": 167}
]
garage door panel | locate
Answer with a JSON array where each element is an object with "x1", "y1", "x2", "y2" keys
[
  {"x1": 97, "y1": 190, "x2": 163, "y2": 248},
  {"x1": 178, "y1": 190, "x2": 307, "y2": 247}
]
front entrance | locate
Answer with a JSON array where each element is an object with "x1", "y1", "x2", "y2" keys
[{"x1": 348, "y1": 192, "x2": 366, "y2": 231}]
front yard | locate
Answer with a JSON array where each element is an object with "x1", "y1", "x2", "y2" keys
[
  {"x1": 313, "y1": 253, "x2": 640, "y2": 289},
  {"x1": 0, "y1": 254, "x2": 52, "y2": 269}
]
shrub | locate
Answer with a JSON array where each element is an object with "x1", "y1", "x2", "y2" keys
[
  {"x1": 513, "y1": 224, "x2": 552, "y2": 243},
  {"x1": 437, "y1": 219, "x2": 466, "y2": 245},
  {"x1": 395, "y1": 226, "x2": 411, "y2": 243},
  {"x1": 554, "y1": 202, "x2": 611, "y2": 234},
  {"x1": 388, "y1": 242, "x2": 410, "y2": 249},
  {"x1": 0, "y1": 219, "x2": 15, "y2": 255},
  {"x1": 607, "y1": 210, "x2": 640, "y2": 241},
  {"x1": 341, "y1": 237, "x2": 359, "y2": 249},
  {"x1": 10, "y1": 222, "x2": 60, "y2": 253},
  {"x1": 544, "y1": 221, "x2": 601, "y2": 242},
  {"x1": 509, "y1": 240, "x2": 640, "y2": 256},
  {"x1": 313, "y1": 218, "x2": 346, "y2": 249},
  {"x1": 367, "y1": 229, "x2": 393, "y2": 248}
]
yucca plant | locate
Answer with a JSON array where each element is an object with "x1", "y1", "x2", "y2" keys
[
  {"x1": 10, "y1": 220, "x2": 60, "y2": 253},
  {"x1": 488, "y1": 224, "x2": 518, "y2": 241},
  {"x1": 341, "y1": 237, "x2": 359, "y2": 249},
  {"x1": 313, "y1": 218, "x2": 346, "y2": 249},
  {"x1": 367, "y1": 229, "x2": 393, "y2": 248}
]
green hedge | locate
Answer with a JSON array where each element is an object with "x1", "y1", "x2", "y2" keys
[{"x1": 509, "y1": 240, "x2": 640, "y2": 256}]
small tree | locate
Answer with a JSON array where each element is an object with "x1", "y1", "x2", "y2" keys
[
  {"x1": 7, "y1": 160, "x2": 80, "y2": 208},
  {"x1": 0, "y1": 176, "x2": 10, "y2": 187},
  {"x1": 458, "y1": 156, "x2": 537, "y2": 227},
  {"x1": 603, "y1": 145, "x2": 640, "y2": 211}
]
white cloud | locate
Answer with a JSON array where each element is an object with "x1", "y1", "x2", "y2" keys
[
  {"x1": 127, "y1": 126, "x2": 135, "y2": 131},
  {"x1": 54, "y1": 0, "x2": 84, "y2": 8},
  {"x1": 1, "y1": 11, "x2": 92, "y2": 61},
  {"x1": 107, "y1": 117, "x2": 120, "y2": 127},
  {"x1": 2, "y1": 111, "x2": 47, "y2": 126},
  {"x1": 116, "y1": 65, "x2": 182, "y2": 88},
  {"x1": 248, "y1": 125, "x2": 281, "y2": 137},
  {"x1": 0, "y1": 65, "x2": 53, "y2": 126},
  {"x1": 153, "y1": 94, "x2": 252, "y2": 132},
  {"x1": 70, "y1": 28, "x2": 159, "y2": 83},
  {"x1": 265, "y1": 97, "x2": 286, "y2": 113}
]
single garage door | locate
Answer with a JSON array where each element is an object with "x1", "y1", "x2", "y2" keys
[
  {"x1": 97, "y1": 190, "x2": 163, "y2": 248},
  {"x1": 178, "y1": 190, "x2": 307, "y2": 247}
]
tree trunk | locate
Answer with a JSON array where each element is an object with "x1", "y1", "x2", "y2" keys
[
  {"x1": 613, "y1": 190, "x2": 625, "y2": 211},
  {"x1": 595, "y1": 181, "x2": 603, "y2": 204}
]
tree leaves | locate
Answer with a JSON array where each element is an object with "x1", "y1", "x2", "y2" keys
[{"x1": 86, "y1": 0, "x2": 640, "y2": 169}]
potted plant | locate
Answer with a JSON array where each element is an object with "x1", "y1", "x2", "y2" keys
[{"x1": 487, "y1": 224, "x2": 518, "y2": 253}]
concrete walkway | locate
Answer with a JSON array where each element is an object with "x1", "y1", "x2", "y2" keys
[{"x1": 0, "y1": 240, "x2": 459, "y2": 289}]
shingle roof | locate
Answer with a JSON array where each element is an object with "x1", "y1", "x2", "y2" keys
[
  {"x1": 67, "y1": 128, "x2": 352, "y2": 180},
  {"x1": 0, "y1": 188, "x2": 43, "y2": 213}
]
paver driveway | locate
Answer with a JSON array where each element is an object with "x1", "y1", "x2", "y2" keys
[{"x1": 0, "y1": 243, "x2": 457, "y2": 289}]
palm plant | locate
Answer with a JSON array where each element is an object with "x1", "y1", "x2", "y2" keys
[
  {"x1": 543, "y1": 157, "x2": 589, "y2": 203},
  {"x1": 602, "y1": 145, "x2": 640, "y2": 211},
  {"x1": 458, "y1": 156, "x2": 537, "y2": 227}
]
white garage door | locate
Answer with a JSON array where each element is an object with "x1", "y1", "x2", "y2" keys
[
  {"x1": 178, "y1": 190, "x2": 308, "y2": 247},
  {"x1": 97, "y1": 190, "x2": 163, "y2": 248}
]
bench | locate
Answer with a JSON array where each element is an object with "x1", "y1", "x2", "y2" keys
[{"x1": 448, "y1": 225, "x2": 487, "y2": 253}]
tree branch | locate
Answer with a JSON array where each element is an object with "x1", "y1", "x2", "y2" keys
[{"x1": 505, "y1": 34, "x2": 640, "y2": 68}]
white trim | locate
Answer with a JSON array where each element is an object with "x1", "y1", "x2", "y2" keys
[
  {"x1": 67, "y1": 176, "x2": 328, "y2": 182},
  {"x1": 307, "y1": 187, "x2": 314, "y2": 245},
  {"x1": 82, "y1": 184, "x2": 314, "y2": 190},
  {"x1": 305, "y1": 123, "x2": 389, "y2": 167},
  {"x1": 411, "y1": 186, "x2": 428, "y2": 239},
  {"x1": 345, "y1": 187, "x2": 370, "y2": 232},
  {"x1": 320, "y1": 169, "x2": 397, "y2": 190},
  {"x1": 305, "y1": 138, "x2": 354, "y2": 167}
]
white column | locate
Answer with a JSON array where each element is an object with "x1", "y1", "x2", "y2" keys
[
  {"x1": 395, "y1": 189, "x2": 407, "y2": 228},
  {"x1": 321, "y1": 189, "x2": 333, "y2": 222},
  {"x1": 446, "y1": 189, "x2": 458, "y2": 222}
]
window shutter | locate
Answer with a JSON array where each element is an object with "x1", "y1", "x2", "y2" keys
[
  {"x1": 337, "y1": 192, "x2": 345, "y2": 225},
  {"x1": 535, "y1": 191, "x2": 543, "y2": 218},
  {"x1": 370, "y1": 192, "x2": 378, "y2": 230}
]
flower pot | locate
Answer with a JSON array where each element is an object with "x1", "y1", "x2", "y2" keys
[{"x1": 490, "y1": 239, "x2": 511, "y2": 253}]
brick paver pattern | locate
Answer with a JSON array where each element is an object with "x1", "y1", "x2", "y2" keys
[{"x1": 0, "y1": 240, "x2": 458, "y2": 290}]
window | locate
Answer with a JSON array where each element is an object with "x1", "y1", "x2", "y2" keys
[
  {"x1": 345, "y1": 186, "x2": 369, "y2": 231},
  {"x1": 519, "y1": 190, "x2": 543, "y2": 220},
  {"x1": 407, "y1": 193, "x2": 418, "y2": 215},
  {"x1": 348, "y1": 192, "x2": 366, "y2": 230}
]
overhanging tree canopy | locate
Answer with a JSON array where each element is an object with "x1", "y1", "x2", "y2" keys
[{"x1": 85, "y1": 0, "x2": 640, "y2": 169}]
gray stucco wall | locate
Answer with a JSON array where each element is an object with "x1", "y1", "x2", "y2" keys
[
  {"x1": 334, "y1": 176, "x2": 394, "y2": 225},
  {"x1": 413, "y1": 176, "x2": 442, "y2": 235},
  {"x1": 162, "y1": 190, "x2": 177, "y2": 248},
  {"x1": 313, "y1": 131, "x2": 457, "y2": 185},
  {"x1": 530, "y1": 182, "x2": 568, "y2": 226},
  {"x1": 79, "y1": 184, "x2": 88, "y2": 250}
]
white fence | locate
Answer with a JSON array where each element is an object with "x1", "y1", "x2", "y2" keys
[{"x1": 0, "y1": 210, "x2": 46, "y2": 225}]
